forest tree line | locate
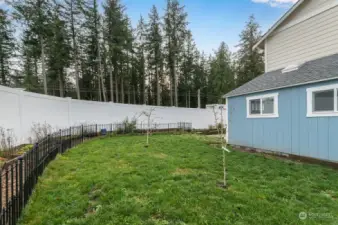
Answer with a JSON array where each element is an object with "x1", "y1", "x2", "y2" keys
[{"x1": 0, "y1": 0, "x2": 264, "y2": 108}]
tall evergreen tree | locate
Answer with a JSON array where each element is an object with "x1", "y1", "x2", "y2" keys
[
  {"x1": 63, "y1": 0, "x2": 85, "y2": 99},
  {"x1": 236, "y1": 15, "x2": 264, "y2": 87},
  {"x1": 103, "y1": 0, "x2": 130, "y2": 103},
  {"x1": 135, "y1": 16, "x2": 147, "y2": 104},
  {"x1": 46, "y1": 1, "x2": 71, "y2": 97},
  {"x1": 164, "y1": 0, "x2": 188, "y2": 107},
  {"x1": 0, "y1": 9, "x2": 15, "y2": 86},
  {"x1": 145, "y1": 5, "x2": 163, "y2": 106},
  {"x1": 208, "y1": 42, "x2": 234, "y2": 103},
  {"x1": 179, "y1": 31, "x2": 196, "y2": 107},
  {"x1": 12, "y1": 0, "x2": 52, "y2": 94}
]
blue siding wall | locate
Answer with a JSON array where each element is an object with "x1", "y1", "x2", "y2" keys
[{"x1": 228, "y1": 80, "x2": 338, "y2": 162}]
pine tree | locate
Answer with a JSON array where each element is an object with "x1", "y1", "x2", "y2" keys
[
  {"x1": 164, "y1": 0, "x2": 188, "y2": 107},
  {"x1": 13, "y1": 0, "x2": 52, "y2": 94},
  {"x1": 236, "y1": 15, "x2": 264, "y2": 87},
  {"x1": 0, "y1": 9, "x2": 15, "y2": 86},
  {"x1": 46, "y1": 1, "x2": 71, "y2": 97},
  {"x1": 103, "y1": 0, "x2": 131, "y2": 103},
  {"x1": 209, "y1": 42, "x2": 234, "y2": 103},
  {"x1": 145, "y1": 5, "x2": 163, "y2": 106},
  {"x1": 179, "y1": 31, "x2": 196, "y2": 107},
  {"x1": 81, "y1": 0, "x2": 107, "y2": 101},
  {"x1": 135, "y1": 16, "x2": 147, "y2": 104},
  {"x1": 63, "y1": 0, "x2": 85, "y2": 99}
]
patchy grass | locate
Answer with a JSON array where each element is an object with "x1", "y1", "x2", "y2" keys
[{"x1": 19, "y1": 135, "x2": 338, "y2": 225}]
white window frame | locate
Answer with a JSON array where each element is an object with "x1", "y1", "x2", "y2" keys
[
  {"x1": 307, "y1": 84, "x2": 338, "y2": 117},
  {"x1": 246, "y1": 93, "x2": 279, "y2": 118}
]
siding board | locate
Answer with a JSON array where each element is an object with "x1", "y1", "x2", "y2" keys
[
  {"x1": 228, "y1": 80, "x2": 338, "y2": 162},
  {"x1": 266, "y1": 4, "x2": 338, "y2": 71}
]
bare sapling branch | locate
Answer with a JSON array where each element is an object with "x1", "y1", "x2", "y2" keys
[{"x1": 140, "y1": 107, "x2": 156, "y2": 147}]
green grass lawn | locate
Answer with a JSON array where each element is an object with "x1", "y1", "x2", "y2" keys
[{"x1": 19, "y1": 135, "x2": 338, "y2": 225}]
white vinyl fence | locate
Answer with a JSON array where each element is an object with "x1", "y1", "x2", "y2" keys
[{"x1": 0, "y1": 85, "x2": 221, "y2": 144}]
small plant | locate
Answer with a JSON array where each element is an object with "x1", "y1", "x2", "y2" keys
[
  {"x1": 0, "y1": 127, "x2": 17, "y2": 158},
  {"x1": 116, "y1": 117, "x2": 137, "y2": 134},
  {"x1": 30, "y1": 122, "x2": 53, "y2": 143},
  {"x1": 140, "y1": 108, "x2": 156, "y2": 147},
  {"x1": 211, "y1": 105, "x2": 229, "y2": 189}
]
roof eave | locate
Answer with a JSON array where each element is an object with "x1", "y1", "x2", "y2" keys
[
  {"x1": 253, "y1": 0, "x2": 305, "y2": 50},
  {"x1": 224, "y1": 76, "x2": 338, "y2": 99}
]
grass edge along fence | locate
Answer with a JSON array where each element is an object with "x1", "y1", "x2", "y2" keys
[{"x1": 0, "y1": 122, "x2": 192, "y2": 225}]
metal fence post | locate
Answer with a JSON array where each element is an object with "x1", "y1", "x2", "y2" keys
[
  {"x1": 19, "y1": 157, "x2": 23, "y2": 213},
  {"x1": 59, "y1": 129, "x2": 62, "y2": 154},
  {"x1": 69, "y1": 127, "x2": 72, "y2": 148},
  {"x1": 11, "y1": 164, "x2": 14, "y2": 225},
  {"x1": 82, "y1": 125, "x2": 84, "y2": 143},
  {"x1": 47, "y1": 134, "x2": 50, "y2": 155},
  {"x1": 96, "y1": 124, "x2": 98, "y2": 137},
  {"x1": 35, "y1": 143, "x2": 39, "y2": 182}
]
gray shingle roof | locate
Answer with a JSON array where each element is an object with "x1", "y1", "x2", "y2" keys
[{"x1": 224, "y1": 53, "x2": 338, "y2": 98}]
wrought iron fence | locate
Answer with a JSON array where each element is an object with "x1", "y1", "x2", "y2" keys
[{"x1": 0, "y1": 122, "x2": 192, "y2": 225}]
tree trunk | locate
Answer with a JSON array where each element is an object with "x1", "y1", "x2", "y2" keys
[
  {"x1": 197, "y1": 89, "x2": 201, "y2": 108},
  {"x1": 188, "y1": 90, "x2": 191, "y2": 108},
  {"x1": 185, "y1": 92, "x2": 188, "y2": 108},
  {"x1": 58, "y1": 69, "x2": 64, "y2": 97},
  {"x1": 97, "y1": 43, "x2": 106, "y2": 102},
  {"x1": 156, "y1": 66, "x2": 160, "y2": 106},
  {"x1": 128, "y1": 85, "x2": 131, "y2": 104},
  {"x1": 121, "y1": 68, "x2": 124, "y2": 103},
  {"x1": 115, "y1": 64, "x2": 119, "y2": 103},
  {"x1": 0, "y1": 54, "x2": 6, "y2": 85},
  {"x1": 173, "y1": 58, "x2": 178, "y2": 107},
  {"x1": 143, "y1": 69, "x2": 146, "y2": 105},
  {"x1": 70, "y1": 0, "x2": 80, "y2": 100},
  {"x1": 41, "y1": 36, "x2": 47, "y2": 95},
  {"x1": 133, "y1": 87, "x2": 136, "y2": 104},
  {"x1": 109, "y1": 64, "x2": 114, "y2": 102},
  {"x1": 97, "y1": 76, "x2": 102, "y2": 101}
]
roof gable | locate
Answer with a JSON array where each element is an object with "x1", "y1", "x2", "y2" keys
[{"x1": 254, "y1": 0, "x2": 306, "y2": 49}]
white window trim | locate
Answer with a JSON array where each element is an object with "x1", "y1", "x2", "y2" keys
[
  {"x1": 246, "y1": 93, "x2": 279, "y2": 119},
  {"x1": 307, "y1": 84, "x2": 338, "y2": 117}
]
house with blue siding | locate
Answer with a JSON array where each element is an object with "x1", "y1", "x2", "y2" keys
[{"x1": 224, "y1": 0, "x2": 338, "y2": 162}]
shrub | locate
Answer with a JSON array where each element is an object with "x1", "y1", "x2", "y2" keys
[
  {"x1": 0, "y1": 127, "x2": 17, "y2": 158},
  {"x1": 30, "y1": 122, "x2": 52, "y2": 143},
  {"x1": 116, "y1": 117, "x2": 137, "y2": 134}
]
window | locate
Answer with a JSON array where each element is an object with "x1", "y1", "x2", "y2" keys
[
  {"x1": 307, "y1": 84, "x2": 338, "y2": 117},
  {"x1": 247, "y1": 93, "x2": 279, "y2": 118},
  {"x1": 250, "y1": 99, "x2": 260, "y2": 114}
]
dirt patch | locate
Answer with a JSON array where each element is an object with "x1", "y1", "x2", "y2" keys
[
  {"x1": 115, "y1": 160, "x2": 132, "y2": 169},
  {"x1": 133, "y1": 196, "x2": 149, "y2": 205},
  {"x1": 172, "y1": 168, "x2": 192, "y2": 176},
  {"x1": 152, "y1": 153, "x2": 168, "y2": 159}
]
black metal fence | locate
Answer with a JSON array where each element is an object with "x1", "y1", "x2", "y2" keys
[{"x1": 0, "y1": 122, "x2": 192, "y2": 225}]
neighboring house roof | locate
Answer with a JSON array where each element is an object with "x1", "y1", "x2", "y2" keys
[
  {"x1": 224, "y1": 53, "x2": 338, "y2": 98},
  {"x1": 253, "y1": 0, "x2": 305, "y2": 49}
]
